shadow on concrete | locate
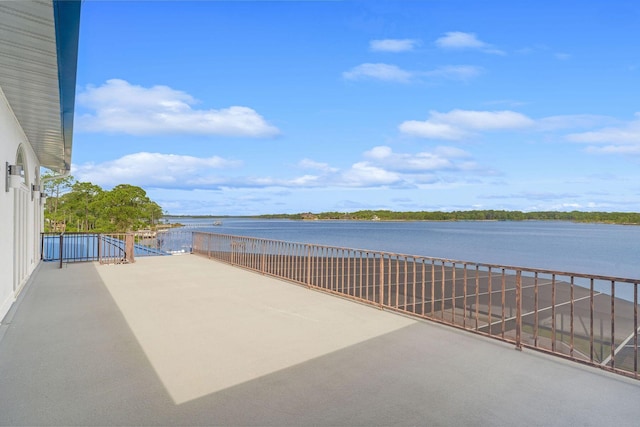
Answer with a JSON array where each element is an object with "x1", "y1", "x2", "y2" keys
[
  {"x1": 0, "y1": 262, "x2": 172, "y2": 426},
  {"x1": 175, "y1": 322, "x2": 640, "y2": 426},
  {"x1": 2, "y1": 260, "x2": 640, "y2": 426}
]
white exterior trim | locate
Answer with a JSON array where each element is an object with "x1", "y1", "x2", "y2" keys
[
  {"x1": 0, "y1": 1, "x2": 80, "y2": 322},
  {"x1": 0, "y1": 88, "x2": 42, "y2": 322}
]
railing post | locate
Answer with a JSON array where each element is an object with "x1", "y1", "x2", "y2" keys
[
  {"x1": 515, "y1": 270, "x2": 522, "y2": 351},
  {"x1": 232, "y1": 238, "x2": 237, "y2": 266},
  {"x1": 634, "y1": 283, "x2": 638, "y2": 378},
  {"x1": 59, "y1": 233, "x2": 63, "y2": 269},
  {"x1": 611, "y1": 280, "x2": 615, "y2": 370},
  {"x1": 306, "y1": 244, "x2": 312, "y2": 289},
  {"x1": 125, "y1": 233, "x2": 135, "y2": 263},
  {"x1": 379, "y1": 254, "x2": 385, "y2": 309},
  {"x1": 98, "y1": 234, "x2": 102, "y2": 263}
]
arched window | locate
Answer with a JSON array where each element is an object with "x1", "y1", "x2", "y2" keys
[{"x1": 15, "y1": 145, "x2": 28, "y2": 187}]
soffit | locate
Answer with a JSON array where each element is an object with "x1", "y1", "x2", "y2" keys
[{"x1": 0, "y1": 1, "x2": 79, "y2": 173}]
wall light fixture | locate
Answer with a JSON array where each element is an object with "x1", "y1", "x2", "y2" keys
[{"x1": 5, "y1": 162, "x2": 23, "y2": 192}]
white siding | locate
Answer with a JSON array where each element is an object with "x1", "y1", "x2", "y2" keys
[{"x1": 0, "y1": 88, "x2": 42, "y2": 322}]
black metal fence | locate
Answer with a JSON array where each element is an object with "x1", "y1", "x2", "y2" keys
[{"x1": 41, "y1": 232, "x2": 135, "y2": 266}]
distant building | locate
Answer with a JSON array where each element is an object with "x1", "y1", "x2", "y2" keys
[{"x1": 0, "y1": 1, "x2": 81, "y2": 320}]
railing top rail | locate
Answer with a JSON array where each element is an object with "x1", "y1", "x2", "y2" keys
[
  {"x1": 192, "y1": 231, "x2": 640, "y2": 284},
  {"x1": 41, "y1": 232, "x2": 128, "y2": 235}
]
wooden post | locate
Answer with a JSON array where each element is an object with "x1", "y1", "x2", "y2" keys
[{"x1": 125, "y1": 233, "x2": 135, "y2": 263}]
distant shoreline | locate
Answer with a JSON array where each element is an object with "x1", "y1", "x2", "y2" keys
[{"x1": 163, "y1": 210, "x2": 640, "y2": 226}]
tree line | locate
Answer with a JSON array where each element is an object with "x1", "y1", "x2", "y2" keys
[
  {"x1": 258, "y1": 209, "x2": 640, "y2": 224},
  {"x1": 43, "y1": 174, "x2": 163, "y2": 233}
]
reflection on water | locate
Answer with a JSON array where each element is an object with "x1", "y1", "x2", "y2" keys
[{"x1": 163, "y1": 218, "x2": 640, "y2": 281}]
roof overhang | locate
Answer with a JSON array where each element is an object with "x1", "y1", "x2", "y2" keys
[{"x1": 0, "y1": 0, "x2": 81, "y2": 174}]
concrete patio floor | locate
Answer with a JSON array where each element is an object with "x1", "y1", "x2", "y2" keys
[{"x1": 1, "y1": 255, "x2": 640, "y2": 426}]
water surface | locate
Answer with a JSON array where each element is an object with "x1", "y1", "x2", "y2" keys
[{"x1": 170, "y1": 218, "x2": 640, "y2": 280}]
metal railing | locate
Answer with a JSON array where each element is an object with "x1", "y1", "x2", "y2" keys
[
  {"x1": 41, "y1": 232, "x2": 136, "y2": 266},
  {"x1": 192, "y1": 232, "x2": 640, "y2": 380},
  {"x1": 144, "y1": 229, "x2": 195, "y2": 254},
  {"x1": 40, "y1": 231, "x2": 193, "y2": 266}
]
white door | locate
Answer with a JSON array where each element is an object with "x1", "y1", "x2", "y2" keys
[{"x1": 13, "y1": 185, "x2": 28, "y2": 292}]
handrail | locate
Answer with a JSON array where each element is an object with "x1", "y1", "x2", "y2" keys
[
  {"x1": 40, "y1": 232, "x2": 135, "y2": 265},
  {"x1": 192, "y1": 231, "x2": 640, "y2": 380},
  {"x1": 40, "y1": 231, "x2": 187, "y2": 265}
]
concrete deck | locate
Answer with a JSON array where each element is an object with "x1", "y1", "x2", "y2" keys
[{"x1": 1, "y1": 255, "x2": 640, "y2": 426}]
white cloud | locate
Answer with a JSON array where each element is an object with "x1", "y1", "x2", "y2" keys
[
  {"x1": 571, "y1": 129, "x2": 640, "y2": 143},
  {"x1": 331, "y1": 145, "x2": 479, "y2": 188},
  {"x1": 515, "y1": 45, "x2": 574, "y2": 62},
  {"x1": 484, "y1": 191, "x2": 579, "y2": 201},
  {"x1": 435, "y1": 31, "x2": 485, "y2": 49},
  {"x1": 273, "y1": 146, "x2": 479, "y2": 189},
  {"x1": 567, "y1": 113, "x2": 640, "y2": 143},
  {"x1": 433, "y1": 110, "x2": 533, "y2": 130},
  {"x1": 399, "y1": 109, "x2": 534, "y2": 139},
  {"x1": 369, "y1": 38, "x2": 419, "y2": 52},
  {"x1": 434, "y1": 146, "x2": 472, "y2": 158},
  {"x1": 566, "y1": 113, "x2": 640, "y2": 154},
  {"x1": 72, "y1": 145, "x2": 485, "y2": 192},
  {"x1": 288, "y1": 175, "x2": 322, "y2": 186},
  {"x1": 364, "y1": 146, "x2": 454, "y2": 171},
  {"x1": 341, "y1": 162, "x2": 401, "y2": 186},
  {"x1": 435, "y1": 31, "x2": 505, "y2": 55},
  {"x1": 298, "y1": 159, "x2": 339, "y2": 172},
  {"x1": 343, "y1": 63, "x2": 413, "y2": 83},
  {"x1": 363, "y1": 146, "x2": 393, "y2": 160},
  {"x1": 537, "y1": 114, "x2": 618, "y2": 131},
  {"x1": 586, "y1": 145, "x2": 640, "y2": 154},
  {"x1": 73, "y1": 152, "x2": 241, "y2": 188},
  {"x1": 76, "y1": 79, "x2": 280, "y2": 137},
  {"x1": 344, "y1": 63, "x2": 482, "y2": 84},
  {"x1": 399, "y1": 121, "x2": 469, "y2": 140},
  {"x1": 484, "y1": 99, "x2": 528, "y2": 107},
  {"x1": 424, "y1": 65, "x2": 483, "y2": 81}
]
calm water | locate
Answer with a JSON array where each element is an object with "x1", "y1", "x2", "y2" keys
[{"x1": 169, "y1": 217, "x2": 640, "y2": 280}]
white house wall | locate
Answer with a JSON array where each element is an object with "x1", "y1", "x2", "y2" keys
[{"x1": 0, "y1": 87, "x2": 42, "y2": 322}]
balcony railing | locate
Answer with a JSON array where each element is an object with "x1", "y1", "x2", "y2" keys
[
  {"x1": 41, "y1": 232, "x2": 135, "y2": 265},
  {"x1": 40, "y1": 230, "x2": 197, "y2": 268},
  {"x1": 192, "y1": 231, "x2": 640, "y2": 380}
]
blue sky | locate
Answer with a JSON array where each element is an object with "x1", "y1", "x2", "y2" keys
[{"x1": 71, "y1": 0, "x2": 640, "y2": 215}]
